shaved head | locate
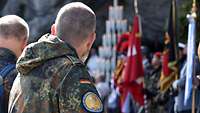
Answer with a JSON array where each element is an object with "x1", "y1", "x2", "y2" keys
[
  {"x1": 0, "y1": 15, "x2": 29, "y2": 40},
  {"x1": 55, "y1": 2, "x2": 96, "y2": 46}
]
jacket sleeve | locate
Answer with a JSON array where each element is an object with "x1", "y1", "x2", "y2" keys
[
  {"x1": 58, "y1": 64, "x2": 104, "y2": 113},
  {"x1": 3, "y1": 68, "x2": 17, "y2": 113},
  {"x1": 4, "y1": 69, "x2": 17, "y2": 93}
]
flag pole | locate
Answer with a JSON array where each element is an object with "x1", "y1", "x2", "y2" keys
[
  {"x1": 172, "y1": 0, "x2": 178, "y2": 64},
  {"x1": 171, "y1": 0, "x2": 179, "y2": 82},
  {"x1": 134, "y1": 0, "x2": 146, "y2": 112},
  {"x1": 192, "y1": 87, "x2": 196, "y2": 113},
  {"x1": 191, "y1": 0, "x2": 197, "y2": 113}
]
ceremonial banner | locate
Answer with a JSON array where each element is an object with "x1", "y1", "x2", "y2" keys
[
  {"x1": 160, "y1": 0, "x2": 178, "y2": 92},
  {"x1": 184, "y1": 14, "x2": 196, "y2": 105},
  {"x1": 120, "y1": 15, "x2": 144, "y2": 113}
]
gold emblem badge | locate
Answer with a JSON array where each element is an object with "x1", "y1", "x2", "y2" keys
[{"x1": 82, "y1": 92, "x2": 103, "y2": 112}]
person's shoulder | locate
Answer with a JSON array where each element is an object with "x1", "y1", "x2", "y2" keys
[
  {"x1": 45, "y1": 55, "x2": 85, "y2": 77},
  {"x1": 47, "y1": 54, "x2": 83, "y2": 68},
  {"x1": 63, "y1": 55, "x2": 86, "y2": 74},
  {"x1": 39, "y1": 55, "x2": 85, "y2": 86}
]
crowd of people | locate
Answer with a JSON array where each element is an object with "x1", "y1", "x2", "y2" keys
[{"x1": 86, "y1": 41, "x2": 200, "y2": 113}]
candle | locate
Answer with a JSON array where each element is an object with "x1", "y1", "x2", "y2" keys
[
  {"x1": 109, "y1": 46, "x2": 112, "y2": 58},
  {"x1": 100, "y1": 58, "x2": 106, "y2": 75},
  {"x1": 109, "y1": 6, "x2": 114, "y2": 20},
  {"x1": 119, "y1": 6, "x2": 123, "y2": 20},
  {"x1": 114, "y1": 7, "x2": 118, "y2": 20},
  {"x1": 106, "y1": 46, "x2": 112, "y2": 58},
  {"x1": 112, "y1": 47, "x2": 116, "y2": 57},
  {"x1": 122, "y1": 20, "x2": 127, "y2": 33},
  {"x1": 98, "y1": 46, "x2": 103, "y2": 57},
  {"x1": 105, "y1": 59, "x2": 111, "y2": 72},
  {"x1": 102, "y1": 34, "x2": 106, "y2": 47},
  {"x1": 104, "y1": 47, "x2": 108, "y2": 58},
  {"x1": 106, "y1": 20, "x2": 110, "y2": 34},
  {"x1": 106, "y1": 71, "x2": 110, "y2": 82},
  {"x1": 107, "y1": 33, "x2": 112, "y2": 47},
  {"x1": 110, "y1": 20, "x2": 115, "y2": 33},
  {"x1": 114, "y1": 0, "x2": 118, "y2": 7},
  {"x1": 116, "y1": 20, "x2": 121, "y2": 33},
  {"x1": 105, "y1": 34, "x2": 108, "y2": 47},
  {"x1": 111, "y1": 57, "x2": 116, "y2": 71},
  {"x1": 112, "y1": 33, "x2": 117, "y2": 46},
  {"x1": 104, "y1": 47, "x2": 107, "y2": 58}
]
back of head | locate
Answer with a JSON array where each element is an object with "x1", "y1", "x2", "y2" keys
[
  {"x1": 0, "y1": 15, "x2": 29, "y2": 40},
  {"x1": 55, "y1": 2, "x2": 96, "y2": 46}
]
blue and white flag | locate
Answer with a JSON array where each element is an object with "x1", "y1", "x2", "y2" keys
[{"x1": 184, "y1": 14, "x2": 196, "y2": 105}]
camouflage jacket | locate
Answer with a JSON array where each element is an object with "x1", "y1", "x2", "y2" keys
[
  {"x1": 0, "y1": 48, "x2": 17, "y2": 113},
  {"x1": 144, "y1": 66, "x2": 161, "y2": 98},
  {"x1": 8, "y1": 34, "x2": 104, "y2": 113}
]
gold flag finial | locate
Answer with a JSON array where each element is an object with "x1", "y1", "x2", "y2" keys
[{"x1": 191, "y1": 0, "x2": 197, "y2": 18}]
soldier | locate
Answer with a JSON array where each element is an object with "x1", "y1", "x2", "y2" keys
[
  {"x1": 144, "y1": 52, "x2": 166, "y2": 113},
  {"x1": 8, "y1": 2, "x2": 104, "y2": 113},
  {"x1": 0, "y1": 15, "x2": 29, "y2": 113}
]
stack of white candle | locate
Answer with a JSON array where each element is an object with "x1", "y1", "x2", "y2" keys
[{"x1": 98, "y1": 0, "x2": 128, "y2": 82}]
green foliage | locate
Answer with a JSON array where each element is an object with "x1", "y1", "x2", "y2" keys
[{"x1": 178, "y1": 0, "x2": 200, "y2": 43}]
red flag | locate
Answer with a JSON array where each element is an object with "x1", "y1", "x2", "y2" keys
[
  {"x1": 120, "y1": 15, "x2": 144, "y2": 113},
  {"x1": 123, "y1": 16, "x2": 144, "y2": 82},
  {"x1": 162, "y1": 52, "x2": 170, "y2": 77},
  {"x1": 116, "y1": 33, "x2": 130, "y2": 53}
]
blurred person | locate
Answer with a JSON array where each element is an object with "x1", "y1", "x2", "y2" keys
[
  {"x1": 0, "y1": 15, "x2": 29, "y2": 113},
  {"x1": 2, "y1": 0, "x2": 108, "y2": 44},
  {"x1": 173, "y1": 43, "x2": 200, "y2": 113},
  {"x1": 151, "y1": 52, "x2": 162, "y2": 70},
  {"x1": 173, "y1": 59, "x2": 200, "y2": 113},
  {"x1": 95, "y1": 74, "x2": 110, "y2": 101},
  {"x1": 8, "y1": 2, "x2": 104, "y2": 113},
  {"x1": 2, "y1": 0, "x2": 75, "y2": 43},
  {"x1": 141, "y1": 46, "x2": 152, "y2": 76},
  {"x1": 95, "y1": 74, "x2": 110, "y2": 113},
  {"x1": 144, "y1": 52, "x2": 165, "y2": 113},
  {"x1": 107, "y1": 33, "x2": 129, "y2": 113},
  {"x1": 87, "y1": 48, "x2": 100, "y2": 74},
  {"x1": 178, "y1": 43, "x2": 187, "y2": 69}
]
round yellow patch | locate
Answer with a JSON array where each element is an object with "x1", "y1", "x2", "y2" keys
[{"x1": 82, "y1": 92, "x2": 103, "y2": 112}]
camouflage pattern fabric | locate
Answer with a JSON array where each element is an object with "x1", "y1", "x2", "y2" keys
[
  {"x1": 144, "y1": 67, "x2": 168, "y2": 113},
  {"x1": 8, "y1": 34, "x2": 104, "y2": 113},
  {"x1": 0, "y1": 48, "x2": 17, "y2": 113}
]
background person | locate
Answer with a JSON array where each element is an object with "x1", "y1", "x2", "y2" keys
[{"x1": 0, "y1": 15, "x2": 29, "y2": 113}]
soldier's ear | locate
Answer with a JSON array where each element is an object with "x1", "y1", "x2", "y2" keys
[
  {"x1": 51, "y1": 24, "x2": 56, "y2": 35},
  {"x1": 86, "y1": 32, "x2": 96, "y2": 49}
]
